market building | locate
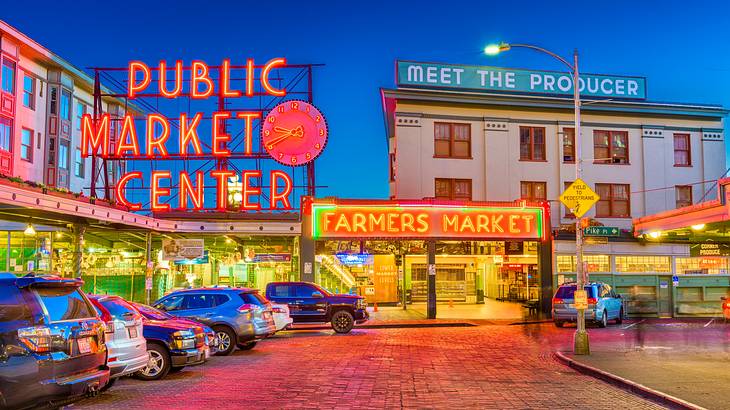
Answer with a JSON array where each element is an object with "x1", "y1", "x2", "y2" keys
[{"x1": 378, "y1": 60, "x2": 727, "y2": 317}]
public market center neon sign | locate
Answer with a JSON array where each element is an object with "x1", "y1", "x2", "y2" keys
[
  {"x1": 312, "y1": 203, "x2": 544, "y2": 240},
  {"x1": 81, "y1": 58, "x2": 327, "y2": 212}
]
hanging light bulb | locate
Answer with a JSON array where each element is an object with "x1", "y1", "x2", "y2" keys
[{"x1": 24, "y1": 223, "x2": 36, "y2": 236}]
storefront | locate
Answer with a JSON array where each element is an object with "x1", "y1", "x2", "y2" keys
[{"x1": 300, "y1": 198, "x2": 552, "y2": 317}]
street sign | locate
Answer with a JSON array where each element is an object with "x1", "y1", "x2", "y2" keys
[
  {"x1": 583, "y1": 226, "x2": 620, "y2": 237},
  {"x1": 672, "y1": 275, "x2": 679, "y2": 286},
  {"x1": 690, "y1": 243, "x2": 730, "y2": 257},
  {"x1": 559, "y1": 179, "x2": 600, "y2": 218},
  {"x1": 584, "y1": 237, "x2": 608, "y2": 245},
  {"x1": 573, "y1": 289, "x2": 588, "y2": 310}
]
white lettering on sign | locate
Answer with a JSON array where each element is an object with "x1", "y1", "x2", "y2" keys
[
  {"x1": 543, "y1": 75, "x2": 555, "y2": 91},
  {"x1": 628, "y1": 80, "x2": 638, "y2": 96},
  {"x1": 407, "y1": 65, "x2": 424, "y2": 82},
  {"x1": 426, "y1": 66, "x2": 438, "y2": 83},
  {"x1": 557, "y1": 76, "x2": 572, "y2": 92},
  {"x1": 530, "y1": 73, "x2": 542, "y2": 89},
  {"x1": 452, "y1": 68, "x2": 464, "y2": 84},
  {"x1": 505, "y1": 72, "x2": 515, "y2": 88}
]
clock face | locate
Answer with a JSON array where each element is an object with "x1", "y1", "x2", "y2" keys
[{"x1": 261, "y1": 100, "x2": 328, "y2": 166}]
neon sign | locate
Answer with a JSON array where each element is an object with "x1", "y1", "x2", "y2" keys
[
  {"x1": 81, "y1": 58, "x2": 326, "y2": 212},
  {"x1": 312, "y1": 203, "x2": 544, "y2": 240}
]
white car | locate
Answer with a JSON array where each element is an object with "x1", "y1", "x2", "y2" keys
[{"x1": 271, "y1": 302, "x2": 293, "y2": 331}]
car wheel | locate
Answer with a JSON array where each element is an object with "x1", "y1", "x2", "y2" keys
[
  {"x1": 554, "y1": 320, "x2": 564, "y2": 328},
  {"x1": 616, "y1": 308, "x2": 624, "y2": 324},
  {"x1": 598, "y1": 310, "x2": 608, "y2": 328},
  {"x1": 214, "y1": 326, "x2": 236, "y2": 356},
  {"x1": 331, "y1": 310, "x2": 355, "y2": 333},
  {"x1": 236, "y1": 341, "x2": 257, "y2": 350},
  {"x1": 135, "y1": 344, "x2": 171, "y2": 381}
]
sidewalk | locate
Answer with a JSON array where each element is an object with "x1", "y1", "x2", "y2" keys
[{"x1": 558, "y1": 319, "x2": 730, "y2": 410}]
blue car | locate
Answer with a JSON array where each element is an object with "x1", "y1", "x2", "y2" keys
[
  {"x1": 154, "y1": 287, "x2": 276, "y2": 356},
  {"x1": 551, "y1": 282, "x2": 624, "y2": 328}
]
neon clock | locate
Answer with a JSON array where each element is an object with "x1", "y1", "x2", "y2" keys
[{"x1": 261, "y1": 100, "x2": 328, "y2": 166}]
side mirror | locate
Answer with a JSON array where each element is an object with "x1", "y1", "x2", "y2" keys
[
  {"x1": 311, "y1": 292, "x2": 324, "y2": 299},
  {"x1": 722, "y1": 297, "x2": 727, "y2": 301}
]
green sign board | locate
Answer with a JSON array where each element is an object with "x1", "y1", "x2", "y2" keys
[
  {"x1": 583, "y1": 226, "x2": 620, "y2": 237},
  {"x1": 396, "y1": 61, "x2": 647, "y2": 99},
  {"x1": 690, "y1": 243, "x2": 730, "y2": 257}
]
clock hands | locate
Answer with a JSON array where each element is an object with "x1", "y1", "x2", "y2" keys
[{"x1": 267, "y1": 125, "x2": 304, "y2": 149}]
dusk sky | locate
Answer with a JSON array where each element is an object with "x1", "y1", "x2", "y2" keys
[{"x1": 3, "y1": 0, "x2": 730, "y2": 199}]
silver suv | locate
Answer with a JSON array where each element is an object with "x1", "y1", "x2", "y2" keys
[{"x1": 154, "y1": 288, "x2": 276, "y2": 355}]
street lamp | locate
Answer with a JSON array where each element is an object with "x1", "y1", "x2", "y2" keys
[{"x1": 485, "y1": 42, "x2": 590, "y2": 355}]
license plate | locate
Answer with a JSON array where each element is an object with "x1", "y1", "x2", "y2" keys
[
  {"x1": 77, "y1": 337, "x2": 92, "y2": 354},
  {"x1": 128, "y1": 326, "x2": 138, "y2": 338}
]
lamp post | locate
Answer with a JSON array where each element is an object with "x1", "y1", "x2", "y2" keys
[{"x1": 485, "y1": 42, "x2": 589, "y2": 355}]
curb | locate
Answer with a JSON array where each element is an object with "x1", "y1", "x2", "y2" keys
[
  {"x1": 554, "y1": 351, "x2": 706, "y2": 410},
  {"x1": 508, "y1": 319, "x2": 553, "y2": 326},
  {"x1": 285, "y1": 322, "x2": 478, "y2": 331}
]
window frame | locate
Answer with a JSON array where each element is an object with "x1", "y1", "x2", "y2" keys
[
  {"x1": 22, "y1": 75, "x2": 35, "y2": 110},
  {"x1": 20, "y1": 128, "x2": 33, "y2": 163},
  {"x1": 433, "y1": 122, "x2": 471, "y2": 159},
  {"x1": 595, "y1": 183, "x2": 631, "y2": 218},
  {"x1": 75, "y1": 102, "x2": 86, "y2": 131},
  {"x1": 74, "y1": 148, "x2": 85, "y2": 178},
  {"x1": 0, "y1": 117, "x2": 11, "y2": 153},
  {"x1": 519, "y1": 126, "x2": 546, "y2": 161},
  {"x1": 673, "y1": 133, "x2": 691, "y2": 167},
  {"x1": 58, "y1": 140, "x2": 69, "y2": 170},
  {"x1": 60, "y1": 89, "x2": 71, "y2": 121},
  {"x1": 562, "y1": 128, "x2": 575, "y2": 163},
  {"x1": 593, "y1": 130, "x2": 629, "y2": 164},
  {"x1": 434, "y1": 178, "x2": 472, "y2": 201},
  {"x1": 520, "y1": 181, "x2": 547, "y2": 201},
  {"x1": 1, "y1": 59, "x2": 15, "y2": 95},
  {"x1": 675, "y1": 185, "x2": 693, "y2": 209}
]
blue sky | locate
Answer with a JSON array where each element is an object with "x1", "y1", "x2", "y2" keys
[{"x1": 3, "y1": 0, "x2": 730, "y2": 199}]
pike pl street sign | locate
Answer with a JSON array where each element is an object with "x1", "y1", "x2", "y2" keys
[
  {"x1": 559, "y1": 179, "x2": 600, "y2": 218},
  {"x1": 583, "y1": 226, "x2": 620, "y2": 237}
]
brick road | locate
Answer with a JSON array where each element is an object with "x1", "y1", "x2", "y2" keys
[{"x1": 72, "y1": 324, "x2": 662, "y2": 409}]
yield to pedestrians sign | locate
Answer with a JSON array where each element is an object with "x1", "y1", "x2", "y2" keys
[{"x1": 560, "y1": 179, "x2": 599, "y2": 218}]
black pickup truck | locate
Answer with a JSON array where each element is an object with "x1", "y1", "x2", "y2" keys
[{"x1": 265, "y1": 282, "x2": 368, "y2": 333}]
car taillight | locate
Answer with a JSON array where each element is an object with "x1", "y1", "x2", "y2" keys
[
  {"x1": 271, "y1": 306, "x2": 285, "y2": 314},
  {"x1": 104, "y1": 321, "x2": 116, "y2": 334},
  {"x1": 238, "y1": 303, "x2": 257, "y2": 313},
  {"x1": 725, "y1": 302, "x2": 730, "y2": 309},
  {"x1": 18, "y1": 326, "x2": 52, "y2": 353},
  {"x1": 587, "y1": 298, "x2": 598, "y2": 304},
  {"x1": 552, "y1": 298, "x2": 563, "y2": 304}
]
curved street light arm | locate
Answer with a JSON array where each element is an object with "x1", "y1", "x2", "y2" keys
[{"x1": 507, "y1": 43, "x2": 574, "y2": 72}]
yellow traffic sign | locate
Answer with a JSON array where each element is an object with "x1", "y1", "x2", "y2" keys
[{"x1": 559, "y1": 178, "x2": 600, "y2": 218}]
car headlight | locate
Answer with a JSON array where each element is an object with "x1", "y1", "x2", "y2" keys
[
  {"x1": 173, "y1": 330, "x2": 196, "y2": 349},
  {"x1": 356, "y1": 299, "x2": 367, "y2": 309}
]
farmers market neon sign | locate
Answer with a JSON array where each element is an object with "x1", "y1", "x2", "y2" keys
[{"x1": 81, "y1": 58, "x2": 326, "y2": 212}]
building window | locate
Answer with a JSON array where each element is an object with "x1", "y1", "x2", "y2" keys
[
  {"x1": 434, "y1": 122, "x2": 471, "y2": 158},
  {"x1": 595, "y1": 183, "x2": 630, "y2": 217},
  {"x1": 58, "y1": 141, "x2": 69, "y2": 170},
  {"x1": 556, "y1": 255, "x2": 610, "y2": 273},
  {"x1": 435, "y1": 178, "x2": 472, "y2": 200},
  {"x1": 389, "y1": 153, "x2": 395, "y2": 182},
  {"x1": 673, "y1": 134, "x2": 691, "y2": 166},
  {"x1": 520, "y1": 181, "x2": 546, "y2": 201},
  {"x1": 519, "y1": 126, "x2": 546, "y2": 161},
  {"x1": 1, "y1": 60, "x2": 15, "y2": 94},
  {"x1": 676, "y1": 185, "x2": 693, "y2": 208},
  {"x1": 22, "y1": 76, "x2": 35, "y2": 109},
  {"x1": 0, "y1": 118, "x2": 11, "y2": 152},
  {"x1": 49, "y1": 88, "x2": 57, "y2": 115},
  {"x1": 20, "y1": 128, "x2": 32, "y2": 162},
  {"x1": 74, "y1": 148, "x2": 85, "y2": 178},
  {"x1": 593, "y1": 130, "x2": 628, "y2": 164},
  {"x1": 75, "y1": 102, "x2": 86, "y2": 131},
  {"x1": 676, "y1": 257, "x2": 729, "y2": 275},
  {"x1": 615, "y1": 256, "x2": 671, "y2": 273},
  {"x1": 563, "y1": 128, "x2": 575, "y2": 162},
  {"x1": 60, "y1": 90, "x2": 71, "y2": 121}
]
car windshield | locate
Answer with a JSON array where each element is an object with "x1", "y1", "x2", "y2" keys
[
  {"x1": 35, "y1": 286, "x2": 95, "y2": 322},
  {"x1": 133, "y1": 303, "x2": 173, "y2": 320},
  {"x1": 99, "y1": 297, "x2": 137, "y2": 320},
  {"x1": 555, "y1": 285, "x2": 597, "y2": 299}
]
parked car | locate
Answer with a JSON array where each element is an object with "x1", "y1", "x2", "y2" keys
[
  {"x1": 271, "y1": 302, "x2": 293, "y2": 331},
  {"x1": 552, "y1": 282, "x2": 624, "y2": 328},
  {"x1": 88, "y1": 295, "x2": 148, "y2": 390},
  {"x1": 125, "y1": 302, "x2": 209, "y2": 380},
  {"x1": 722, "y1": 296, "x2": 730, "y2": 322},
  {"x1": 130, "y1": 301, "x2": 219, "y2": 356},
  {"x1": 153, "y1": 287, "x2": 276, "y2": 355},
  {"x1": 265, "y1": 282, "x2": 368, "y2": 333},
  {"x1": 0, "y1": 273, "x2": 109, "y2": 409}
]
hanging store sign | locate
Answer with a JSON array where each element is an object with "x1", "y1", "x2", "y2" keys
[
  {"x1": 690, "y1": 243, "x2": 730, "y2": 257},
  {"x1": 397, "y1": 61, "x2": 647, "y2": 99},
  {"x1": 174, "y1": 251, "x2": 210, "y2": 265},
  {"x1": 252, "y1": 253, "x2": 292, "y2": 263},
  {"x1": 162, "y1": 238, "x2": 205, "y2": 260},
  {"x1": 311, "y1": 203, "x2": 544, "y2": 240},
  {"x1": 335, "y1": 253, "x2": 374, "y2": 266},
  {"x1": 81, "y1": 58, "x2": 328, "y2": 212}
]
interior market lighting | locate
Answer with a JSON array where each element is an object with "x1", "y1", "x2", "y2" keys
[
  {"x1": 24, "y1": 223, "x2": 36, "y2": 236},
  {"x1": 648, "y1": 231, "x2": 662, "y2": 239},
  {"x1": 691, "y1": 224, "x2": 706, "y2": 231}
]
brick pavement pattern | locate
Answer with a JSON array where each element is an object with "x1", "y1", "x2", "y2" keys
[{"x1": 74, "y1": 325, "x2": 662, "y2": 409}]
